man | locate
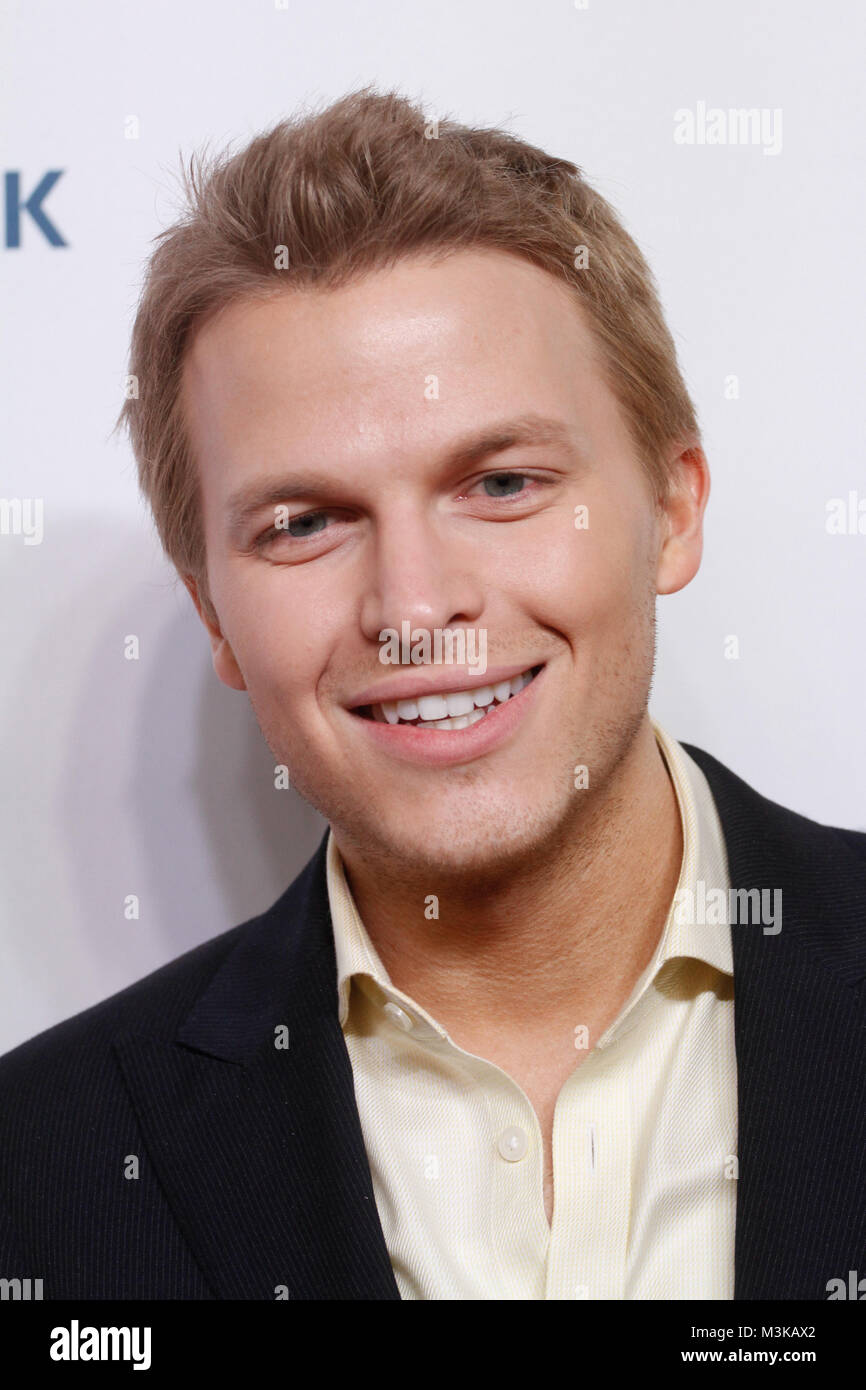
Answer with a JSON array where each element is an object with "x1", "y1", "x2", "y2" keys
[{"x1": 0, "y1": 87, "x2": 863, "y2": 1301}]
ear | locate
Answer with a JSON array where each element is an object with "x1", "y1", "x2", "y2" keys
[
  {"x1": 181, "y1": 574, "x2": 247, "y2": 692},
  {"x1": 655, "y1": 444, "x2": 711, "y2": 596}
]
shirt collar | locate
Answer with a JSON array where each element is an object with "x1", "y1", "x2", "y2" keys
[
  {"x1": 327, "y1": 830, "x2": 391, "y2": 1029},
  {"x1": 590, "y1": 719, "x2": 734, "y2": 1048},
  {"x1": 326, "y1": 718, "x2": 733, "y2": 1033},
  {"x1": 651, "y1": 719, "x2": 734, "y2": 979}
]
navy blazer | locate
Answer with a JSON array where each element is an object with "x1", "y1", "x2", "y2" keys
[{"x1": 0, "y1": 742, "x2": 864, "y2": 1300}]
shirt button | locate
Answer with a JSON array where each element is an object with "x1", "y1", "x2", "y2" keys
[
  {"x1": 497, "y1": 1126, "x2": 528, "y2": 1162},
  {"x1": 383, "y1": 1001, "x2": 415, "y2": 1032}
]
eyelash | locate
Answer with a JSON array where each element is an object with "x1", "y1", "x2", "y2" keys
[{"x1": 253, "y1": 471, "x2": 548, "y2": 549}]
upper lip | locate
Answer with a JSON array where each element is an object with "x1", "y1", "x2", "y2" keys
[{"x1": 346, "y1": 663, "x2": 541, "y2": 709}]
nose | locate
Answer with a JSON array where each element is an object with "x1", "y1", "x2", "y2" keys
[{"x1": 359, "y1": 500, "x2": 484, "y2": 646}]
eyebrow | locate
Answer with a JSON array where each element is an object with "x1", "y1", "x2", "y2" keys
[{"x1": 224, "y1": 412, "x2": 580, "y2": 538}]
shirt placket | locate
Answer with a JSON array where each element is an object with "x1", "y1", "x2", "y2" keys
[
  {"x1": 484, "y1": 1067, "x2": 549, "y2": 1299},
  {"x1": 546, "y1": 1042, "x2": 631, "y2": 1300}
]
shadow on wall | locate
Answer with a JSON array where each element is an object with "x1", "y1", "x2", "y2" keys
[
  {"x1": 0, "y1": 520, "x2": 327, "y2": 1052},
  {"x1": 46, "y1": 523, "x2": 326, "y2": 1001},
  {"x1": 128, "y1": 601, "x2": 328, "y2": 951}
]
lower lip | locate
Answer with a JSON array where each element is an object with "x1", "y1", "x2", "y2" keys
[{"x1": 347, "y1": 667, "x2": 545, "y2": 768}]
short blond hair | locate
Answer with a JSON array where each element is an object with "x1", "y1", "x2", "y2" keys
[{"x1": 115, "y1": 85, "x2": 700, "y2": 620}]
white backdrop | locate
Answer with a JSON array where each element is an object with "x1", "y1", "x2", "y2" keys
[{"x1": 2, "y1": 0, "x2": 864, "y2": 1054}]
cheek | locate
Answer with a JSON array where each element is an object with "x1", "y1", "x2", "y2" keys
[
  {"x1": 212, "y1": 577, "x2": 312, "y2": 702},
  {"x1": 221, "y1": 569, "x2": 354, "y2": 723},
  {"x1": 501, "y1": 508, "x2": 651, "y2": 637}
]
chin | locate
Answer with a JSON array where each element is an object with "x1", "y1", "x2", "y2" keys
[{"x1": 357, "y1": 790, "x2": 573, "y2": 885}]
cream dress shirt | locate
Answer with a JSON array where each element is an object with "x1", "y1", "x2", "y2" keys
[{"x1": 326, "y1": 721, "x2": 737, "y2": 1299}]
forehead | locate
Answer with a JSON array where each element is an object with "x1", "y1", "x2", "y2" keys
[{"x1": 180, "y1": 248, "x2": 629, "y2": 492}]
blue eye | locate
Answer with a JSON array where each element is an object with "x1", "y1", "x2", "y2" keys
[
  {"x1": 482, "y1": 473, "x2": 527, "y2": 497},
  {"x1": 287, "y1": 512, "x2": 329, "y2": 538},
  {"x1": 254, "y1": 510, "x2": 336, "y2": 551}
]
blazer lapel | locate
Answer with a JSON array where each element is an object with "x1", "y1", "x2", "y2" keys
[
  {"x1": 683, "y1": 743, "x2": 866, "y2": 1300},
  {"x1": 114, "y1": 837, "x2": 400, "y2": 1300}
]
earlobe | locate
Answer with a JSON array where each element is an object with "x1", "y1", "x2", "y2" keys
[
  {"x1": 655, "y1": 445, "x2": 710, "y2": 597},
  {"x1": 181, "y1": 573, "x2": 247, "y2": 692},
  {"x1": 211, "y1": 639, "x2": 247, "y2": 692}
]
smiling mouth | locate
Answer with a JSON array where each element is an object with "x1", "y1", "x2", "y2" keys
[{"x1": 352, "y1": 665, "x2": 543, "y2": 731}]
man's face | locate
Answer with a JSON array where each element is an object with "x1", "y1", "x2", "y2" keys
[{"x1": 181, "y1": 249, "x2": 701, "y2": 878}]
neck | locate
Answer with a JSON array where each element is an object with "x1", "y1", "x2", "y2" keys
[{"x1": 334, "y1": 716, "x2": 683, "y2": 1051}]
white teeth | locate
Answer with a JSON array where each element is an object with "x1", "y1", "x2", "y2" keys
[
  {"x1": 431, "y1": 708, "x2": 487, "y2": 731},
  {"x1": 417, "y1": 694, "x2": 449, "y2": 720},
  {"x1": 445, "y1": 691, "x2": 476, "y2": 717},
  {"x1": 368, "y1": 668, "x2": 536, "y2": 728}
]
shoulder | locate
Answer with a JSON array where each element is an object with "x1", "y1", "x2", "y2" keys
[
  {"x1": 682, "y1": 739, "x2": 866, "y2": 862},
  {"x1": 681, "y1": 738, "x2": 866, "y2": 983},
  {"x1": 0, "y1": 835, "x2": 330, "y2": 1109},
  {"x1": 0, "y1": 914, "x2": 255, "y2": 1095}
]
